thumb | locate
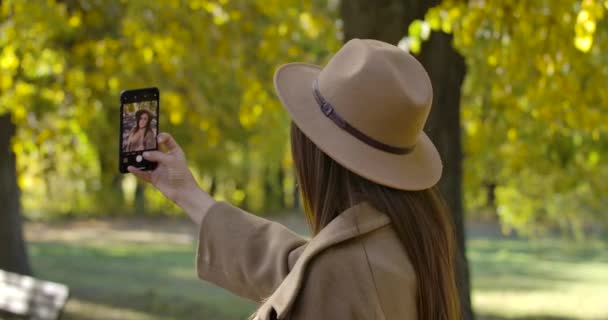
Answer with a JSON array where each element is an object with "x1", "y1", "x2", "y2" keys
[
  {"x1": 143, "y1": 150, "x2": 171, "y2": 163},
  {"x1": 157, "y1": 133, "x2": 181, "y2": 153}
]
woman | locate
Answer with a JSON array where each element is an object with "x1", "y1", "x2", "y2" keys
[
  {"x1": 129, "y1": 39, "x2": 461, "y2": 319},
  {"x1": 124, "y1": 109, "x2": 156, "y2": 152}
]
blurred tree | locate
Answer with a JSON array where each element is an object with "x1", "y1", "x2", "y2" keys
[
  {"x1": 340, "y1": 1, "x2": 473, "y2": 319},
  {"x1": 0, "y1": 0, "x2": 30, "y2": 276},
  {"x1": 0, "y1": 114, "x2": 31, "y2": 275},
  {"x1": 0, "y1": 0, "x2": 338, "y2": 218},
  {"x1": 403, "y1": 0, "x2": 608, "y2": 236}
]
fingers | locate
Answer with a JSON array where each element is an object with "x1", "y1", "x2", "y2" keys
[
  {"x1": 157, "y1": 133, "x2": 180, "y2": 152},
  {"x1": 143, "y1": 150, "x2": 171, "y2": 163},
  {"x1": 128, "y1": 166, "x2": 152, "y2": 183}
]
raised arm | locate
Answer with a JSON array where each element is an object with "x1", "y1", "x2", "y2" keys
[
  {"x1": 129, "y1": 133, "x2": 307, "y2": 302},
  {"x1": 196, "y1": 201, "x2": 307, "y2": 301}
]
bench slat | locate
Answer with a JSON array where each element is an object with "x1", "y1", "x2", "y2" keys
[{"x1": 0, "y1": 270, "x2": 69, "y2": 320}]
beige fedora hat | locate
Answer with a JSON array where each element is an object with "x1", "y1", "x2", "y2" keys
[{"x1": 274, "y1": 39, "x2": 442, "y2": 191}]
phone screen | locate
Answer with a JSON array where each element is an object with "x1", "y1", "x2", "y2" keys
[{"x1": 119, "y1": 88, "x2": 159, "y2": 173}]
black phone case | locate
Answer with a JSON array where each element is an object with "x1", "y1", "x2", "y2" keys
[{"x1": 119, "y1": 87, "x2": 159, "y2": 174}]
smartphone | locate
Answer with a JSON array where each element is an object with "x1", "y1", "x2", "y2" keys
[{"x1": 119, "y1": 87, "x2": 160, "y2": 174}]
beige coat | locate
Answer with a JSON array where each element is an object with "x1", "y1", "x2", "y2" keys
[{"x1": 196, "y1": 201, "x2": 417, "y2": 319}]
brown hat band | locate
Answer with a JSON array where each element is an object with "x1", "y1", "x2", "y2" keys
[{"x1": 312, "y1": 79, "x2": 416, "y2": 155}]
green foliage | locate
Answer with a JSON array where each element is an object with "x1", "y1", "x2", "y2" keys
[
  {"x1": 403, "y1": 0, "x2": 608, "y2": 236},
  {"x1": 0, "y1": 0, "x2": 339, "y2": 216}
]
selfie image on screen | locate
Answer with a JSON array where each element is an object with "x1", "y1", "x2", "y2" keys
[{"x1": 121, "y1": 100, "x2": 158, "y2": 153}]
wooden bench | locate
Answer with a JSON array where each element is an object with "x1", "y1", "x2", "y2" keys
[{"x1": 0, "y1": 270, "x2": 69, "y2": 320}]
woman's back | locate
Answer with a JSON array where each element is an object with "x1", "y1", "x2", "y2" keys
[
  {"x1": 284, "y1": 204, "x2": 417, "y2": 320},
  {"x1": 196, "y1": 201, "x2": 417, "y2": 320}
]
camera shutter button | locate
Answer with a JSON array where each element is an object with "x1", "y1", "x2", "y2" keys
[{"x1": 136, "y1": 155, "x2": 143, "y2": 162}]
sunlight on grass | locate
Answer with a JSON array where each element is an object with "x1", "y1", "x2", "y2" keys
[
  {"x1": 474, "y1": 287, "x2": 608, "y2": 319},
  {"x1": 25, "y1": 224, "x2": 608, "y2": 320},
  {"x1": 28, "y1": 240, "x2": 256, "y2": 320},
  {"x1": 64, "y1": 299, "x2": 163, "y2": 320},
  {"x1": 469, "y1": 238, "x2": 608, "y2": 319}
]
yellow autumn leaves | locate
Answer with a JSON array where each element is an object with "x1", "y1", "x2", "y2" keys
[
  {"x1": 403, "y1": 0, "x2": 608, "y2": 234},
  {"x1": 574, "y1": 0, "x2": 604, "y2": 52},
  {"x1": 405, "y1": 1, "x2": 606, "y2": 54},
  {"x1": 1, "y1": 0, "x2": 341, "y2": 215}
]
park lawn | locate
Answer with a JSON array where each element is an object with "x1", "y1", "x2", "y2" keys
[
  {"x1": 468, "y1": 237, "x2": 608, "y2": 320},
  {"x1": 26, "y1": 225, "x2": 608, "y2": 320},
  {"x1": 28, "y1": 240, "x2": 256, "y2": 320}
]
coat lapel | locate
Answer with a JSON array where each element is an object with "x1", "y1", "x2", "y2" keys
[{"x1": 255, "y1": 202, "x2": 391, "y2": 320}]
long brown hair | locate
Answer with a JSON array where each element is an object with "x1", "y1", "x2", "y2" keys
[
  {"x1": 131, "y1": 109, "x2": 154, "y2": 136},
  {"x1": 290, "y1": 122, "x2": 461, "y2": 320}
]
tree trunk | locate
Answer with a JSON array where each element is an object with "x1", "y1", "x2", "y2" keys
[
  {"x1": 112, "y1": 173, "x2": 125, "y2": 208},
  {"x1": 277, "y1": 167, "x2": 286, "y2": 209},
  {"x1": 0, "y1": 114, "x2": 32, "y2": 275},
  {"x1": 264, "y1": 166, "x2": 280, "y2": 212},
  {"x1": 341, "y1": 1, "x2": 473, "y2": 319},
  {"x1": 135, "y1": 181, "x2": 146, "y2": 215},
  {"x1": 418, "y1": 31, "x2": 472, "y2": 320}
]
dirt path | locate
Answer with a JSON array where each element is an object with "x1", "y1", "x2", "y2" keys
[
  {"x1": 24, "y1": 213, "x2": 310, "y2": 244},
  {"x1": 25, "y1": 217, "x2": 197, "y2": 244},
  {"x1": 25, "y1": 212, "x2": 508, "y2": 244}
]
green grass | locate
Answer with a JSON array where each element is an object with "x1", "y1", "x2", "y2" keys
[
  {"x1": 28, "y1": 241, "x2": 256, "y2": 320},
  {"x1": 468, "y1": 237, "x2": 608, "y2": 320},
  {"x1": 26, "y1": 234, "x2": 608, "y2": 319}
]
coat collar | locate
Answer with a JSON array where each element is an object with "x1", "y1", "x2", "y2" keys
[{"x1": 255, "y1": 202, "x2": 390, "y2": 320}]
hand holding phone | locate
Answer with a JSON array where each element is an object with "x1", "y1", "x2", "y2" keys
[
  {"x1": 128, "y1": 132, "x2": 215, "y2": 225},
  {"x1": 119, "y1": 87, "x2": 160, "y2": 173}
]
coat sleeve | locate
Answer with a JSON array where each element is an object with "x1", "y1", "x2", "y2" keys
[{"x1": 196, "y1": 201, "x2": 308, "y2": 302}]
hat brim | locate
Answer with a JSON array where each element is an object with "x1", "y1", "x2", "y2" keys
[{"x1": 274, "y1": 63, "x2": 442, "y2": 191}]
